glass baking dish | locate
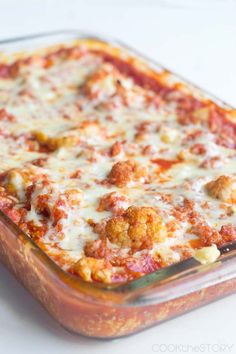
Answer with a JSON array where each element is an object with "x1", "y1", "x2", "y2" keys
[{"x1": 0, "y1": 30, "x2": 236, "y2": 339}]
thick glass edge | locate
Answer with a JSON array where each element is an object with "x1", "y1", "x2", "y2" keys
[{"x1": 0, "y1": 30, "x2": 235, "y2": 305}]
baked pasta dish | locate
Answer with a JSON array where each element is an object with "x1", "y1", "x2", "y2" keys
[{"x1": 0, "y1": 39, "x2": 235, "y2": 284}]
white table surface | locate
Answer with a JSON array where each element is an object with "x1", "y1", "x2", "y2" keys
[{"x1": 0, "y1": 1, "x2": 236, "y2": 353}]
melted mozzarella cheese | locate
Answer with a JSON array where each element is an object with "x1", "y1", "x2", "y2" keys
[{"x1": 0, "y1": 44, "x2": 235, "y2": 273}]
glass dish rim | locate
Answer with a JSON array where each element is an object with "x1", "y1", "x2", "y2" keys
[{"x1": 0, "y1": 29, "x2": 235, "y2": 297}]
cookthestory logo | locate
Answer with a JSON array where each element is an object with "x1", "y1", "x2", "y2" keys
[{"x1": 152, "y1": 343, "x2": 234, "y2": 353}]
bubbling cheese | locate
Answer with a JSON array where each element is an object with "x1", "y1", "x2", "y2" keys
[{"x1": 0, "y1": 41, "x2": 235, "y2": 283}]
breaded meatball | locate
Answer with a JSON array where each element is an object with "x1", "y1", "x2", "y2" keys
[
  {"x1": 105, "y1": 206, "x2": 167, "y2": 250},
  {"x1": 205, "y1": 175, "x2": 236, "y2": 203}
]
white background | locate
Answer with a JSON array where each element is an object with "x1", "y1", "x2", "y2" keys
[{"x1": 0, "y1": 1, "x2": 236, "y2": 353}]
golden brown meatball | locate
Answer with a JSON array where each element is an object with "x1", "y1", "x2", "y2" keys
[
  {"x1": 105, "y1": 206, "x2": 167, "y2": 250},
  {"x1": 107, "y1": 160, "x2": 147, "y2": 187},
  {"x1": 205, "y1": 175, "x2": 236, "y2": 203}
]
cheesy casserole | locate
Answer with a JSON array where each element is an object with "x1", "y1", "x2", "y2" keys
[{"x1": 0, "y1": 39, "x2": 235, "y2": 283}]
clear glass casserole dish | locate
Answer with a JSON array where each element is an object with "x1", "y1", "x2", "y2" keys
[{"x1": 0, "y1": 30, "x2": 236, "y2": 339}]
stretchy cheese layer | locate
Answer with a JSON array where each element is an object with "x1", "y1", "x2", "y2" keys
[{"x1": 0, "y1": 40, "x2": 235, "y2": 283}]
